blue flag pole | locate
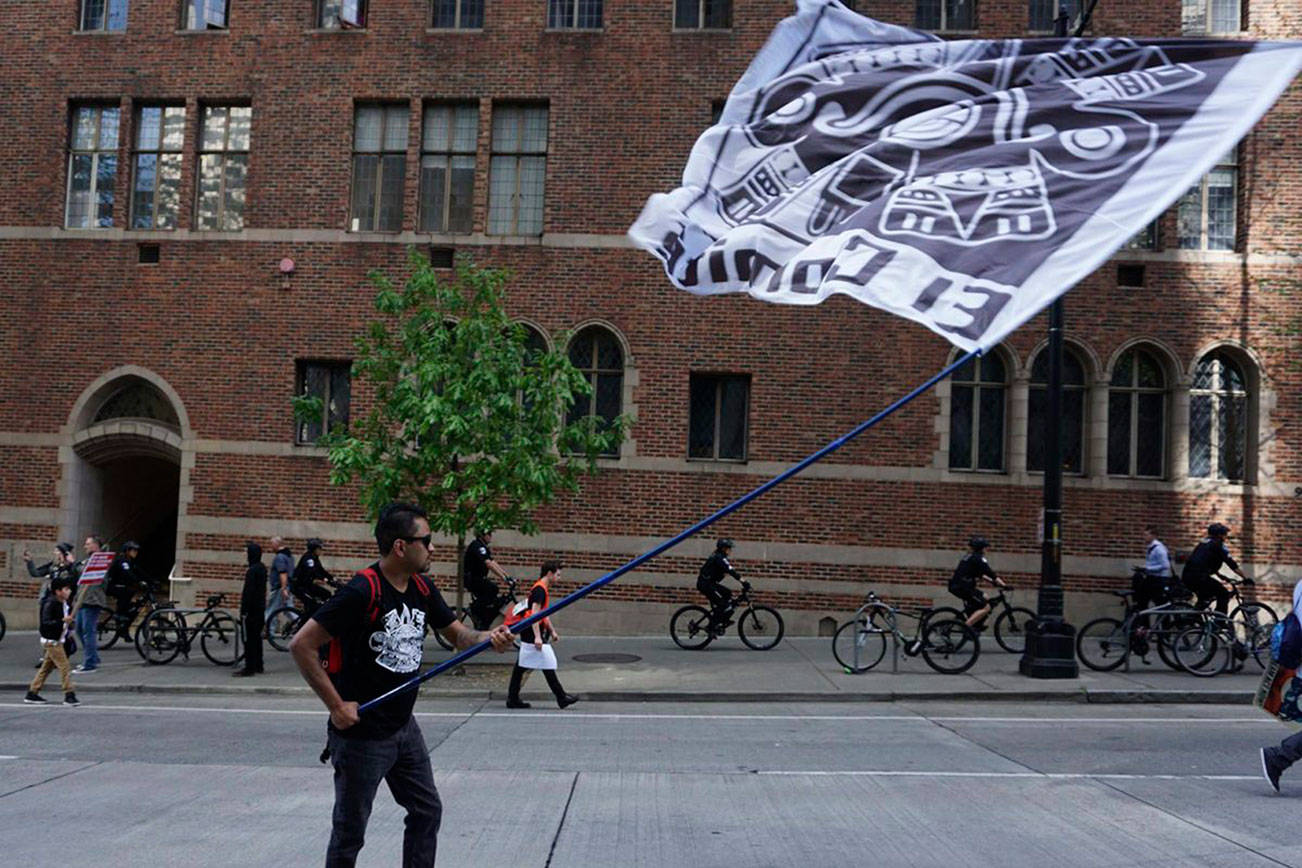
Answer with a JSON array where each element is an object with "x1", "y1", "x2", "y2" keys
[{"x1": 359, "y1": 347, "x2": 981, "y2": 713}]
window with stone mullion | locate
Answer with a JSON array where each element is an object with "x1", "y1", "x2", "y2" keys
[
  {"x1": 131, "y1": 105, "x2": 186, "y2": 230},
  {"x1": 549, "y1": 0, "x2": 602, "y2": 28},
  {"x1": 948, "y1": 355, "x2": 1006, "y2": 472},
  {"x1": 916, "y1": 0, "x2": 975, "y2": 31},
  {"x1": 433, "y1": 0, "x2": 483, "y2": 28},
  {"x1": 488, "y1": 104, "x2": 547, "y2": 236},
  {"x1": 689, "y1": 374, "x2": 749, "y2": 461},
  {"x1": 420, "y1": 103, "x2": 477, "y2": 233},
  {"x1": 81, "y1": 0, "x2": 128, "y2": 31},
  {"x1": 197, "y1": 105, "x2": 250, "y2": 231},
  {"x1": 1177, "y1": 150, "x2": 1236, "y2": 251},
  {"x1": 351, "y1": 104, "x2": 408, "y2": 232},
  {"x1": 1188, "y1": 352, "x2": 1248, "y2": 481},
  {"x1": 1106, "y1": 349, "x2": 1166, "y2": 478},
  {"x1": 1027, "y1": 349, "x2": 1085, "y2": 474},
  {"x1": 297, "y1": 361, "x2": 352, "y2": 444},
  {"x1": 66, "y1": 105, "x2": 120, "y2": 229},
  {"x1": 564, "y1": 328, "x2": 622, "y2": 456},
  {"x1": 181, "y1": 0, "x2": 227, "y2": 29},
  {"x1": 675, "y1": 0, "x2": 730, "y2": 29}
]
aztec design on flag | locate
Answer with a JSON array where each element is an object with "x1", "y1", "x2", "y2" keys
[{"x1": 629, "y1": 0, "x2": 1302, "y2": 351}]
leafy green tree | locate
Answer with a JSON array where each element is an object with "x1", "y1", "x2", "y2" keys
[{"x1": 295, "y1": 251, "x2": 626, "y2": 606}]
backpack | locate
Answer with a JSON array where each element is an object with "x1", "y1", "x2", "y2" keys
[
  {"x1": 320, "y1": 568, "x2": 432, "y2": 676},
  {"x1": 1270, "y1": 613, "x2": 1302, "y2": 669},
  {"x1": 503, "y1": 582, "x2": 548, "y2": 629}
]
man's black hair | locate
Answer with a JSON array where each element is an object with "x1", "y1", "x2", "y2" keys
[
  {"x1": 539, "y1": 559, "x2": 562, "y2": 578},
  {"x1": 375, "y1": 502, "x2": 428, "y2": 555},
  {"x1": 1145, "y1": 524, "x2": 1159, "y2": 536},
  {"x1": 51, "y1": 576, "x2": 74, "y2": 592}
]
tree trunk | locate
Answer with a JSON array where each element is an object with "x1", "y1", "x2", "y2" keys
[{"x1": 454, "y1": 532, "x2": 465, "y2": 614}]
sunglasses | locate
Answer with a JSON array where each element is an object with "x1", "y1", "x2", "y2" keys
[{"x1": 398, "y1": 534, "x2": 433, "y2": 548}]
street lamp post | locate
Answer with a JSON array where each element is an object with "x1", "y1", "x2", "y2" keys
[{"x1": 1020, "y1": 7, "x2": 1082, "y2": 678}]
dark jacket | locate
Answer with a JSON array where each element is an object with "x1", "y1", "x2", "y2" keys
[
  {"x1": 697, "y1": 552, "x2": 739, "y2": 587},
  {"x1": 39, "y1": 596, "x2": 68, "y2": 642},
  {"x1": 242, "y1": 543, "x2": 268, "y2": 617}
]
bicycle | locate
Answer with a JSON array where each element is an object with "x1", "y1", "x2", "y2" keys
[
  {"x1": 97, "y1": 581, "x2": 170, "y2": 648},
  {"x1": 434, "y1": 576, "x2": 521, "y2": 651},
  {"x1": 265, "y1": 580, "x2": 341, "y2": 652},
  {"x1": 930, "y1": 587, "x2": 1036, "y2": 654},
  {"x1": 135, "y1": 594, "x2": 243, "y2": 666},
  {"x1": 670, "y1": 581, "x2": 785, "y2": 650},
  {"x1": 832, "y1": 591, "x2": 980, "y2": 674},
  {"x1": 0, "y1": 608, "x2": 6, "y2": 642}
]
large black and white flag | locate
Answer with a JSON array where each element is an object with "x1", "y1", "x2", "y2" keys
[{"x1": 629, "y1": 0, "x2": 1302, "y2": 352}]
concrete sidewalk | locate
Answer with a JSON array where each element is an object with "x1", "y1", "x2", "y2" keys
[{"x1": 1, "y1": 629, "x2": 1263, "y2": 704}]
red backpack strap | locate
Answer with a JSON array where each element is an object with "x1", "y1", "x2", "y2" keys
[
  {"x1": 359, "y1": 568, "x2": 382, "y2": 625},
  {"x1": 412, "y1": 574, "x2": 431, "y2": 599}
]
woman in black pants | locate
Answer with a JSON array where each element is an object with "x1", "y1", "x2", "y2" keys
[{"x1": 506, "y1": 560, "x2": 578, "y2": 710}]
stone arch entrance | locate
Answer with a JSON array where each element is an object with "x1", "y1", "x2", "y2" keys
[{"x1": 61, "y1": 368, "x2": 191, "y2": 584}]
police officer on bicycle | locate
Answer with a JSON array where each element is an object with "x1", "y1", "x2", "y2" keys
[
  {"x1": 463, "y1": 529, "x2": 510, "y2": 630},
  {"x1": 948, "y1": 537, "x2": 1007, "y2": 629},
  {"x1": 292, "y1": 538, "x2": 336, "y2": 618},
  {"x1": 697, "y1": 539, "x2": 741, "y2": 626},
  {"x1": 1181, "y1": 522, "x2": 1247, "y2": 614}
]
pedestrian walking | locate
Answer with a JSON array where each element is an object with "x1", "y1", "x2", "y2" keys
[
  {"x1": 506, "y1": 560, "x2": 578, "y2": 710},
  {"x1": 1260, "y1": 579, "x2": 1302, "y2": 792},
  {"x1": 266, "y1": 536, "x2": 294, "y2": 621},
  {"x1": 72, "y1": 535, "x2": 107, "y2": 674},
  {"x1": 234, "y1": 542, "x2": 266, "y2": 677},
  {"x1": 288, "y1": 502, "x2": 513, "y2": 867},
  {"x1": 24, "y1": 576, "x2": 80, "y2": 707}
]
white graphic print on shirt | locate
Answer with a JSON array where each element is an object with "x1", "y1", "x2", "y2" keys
[{"x1": 368, "y1": 603, "x2": 426, "y2": 674}]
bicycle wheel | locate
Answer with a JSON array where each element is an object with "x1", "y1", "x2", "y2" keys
[
  {"x1": 1075, "y1": 618, "x2": 1128, "y2": 671},
  {"x1": 1230, "y1": 603, "x2": 1278, "y2": 667},
  {"x1": 200, "y1": 612, "x2": 243, "y2": 666},
  {"x1": 265, "y1": 607, "x2": 302, "y2": 652},
  {"x1": 137, "y1": 611, "x2": 184, "y2": 665},
  {"x1": 831, "y1": 618, "x2": 887, "y2": 673},
  {"x1": 920, "y1": 618, "x2": 979, "y2": 674},
  {"x1": 1172, "y1": 623, "x2": 1231, "y2": 677},
  {"x1": 994, "y1": 607, "x2": 1038, "y2": 654},
  {"x1": 670, "y1": 605, "x2": 715, "y2": 650},
  {"x1": 738, "y1": 605, "x2": 784, "y2": 650},
  {"x1": 0, "y1": 609, "x2": 5, "y2": 642},
  {"x1": 96, "y1": 608, "x2": 121, "y2": 649},
  {"x1": 1152, "y1": 611, "x2": 1201, "y2": 672}
]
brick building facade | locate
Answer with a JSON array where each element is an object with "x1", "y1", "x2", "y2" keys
[{"x1": 1, "y1": 0, "x2": 1298, "y2": 633}]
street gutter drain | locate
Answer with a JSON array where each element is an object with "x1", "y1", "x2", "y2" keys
[{"x1": 571, "y1": 653, "x2": 642, "y2": 664}]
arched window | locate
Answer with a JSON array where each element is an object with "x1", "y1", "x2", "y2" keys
[
  {"x1": 519, "y1": 322, "x2": 548, "y2": 363},
  {"x1": 1189, "y1": 350, "x2": 1248, "y2": 480},
  {"x1": 948, "y1": 353, "x2": 1006, "y2": 472},
  {"x1": 92, "y1": 377, "x2": 181, "y2": 431},
  {"x1": 566, "y1": 326, "x2": 623, "y2": 456},
  {"x1": 1027, "y1": 347, "x2": 1086, "y2": 474},
  {"x1": 1107, "y1": 347, "x2": 1166, "y2": 478}
]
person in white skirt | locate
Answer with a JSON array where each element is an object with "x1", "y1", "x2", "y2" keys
[{"x1": 506, "y1": 561, "x2": 578, "y2": 710}]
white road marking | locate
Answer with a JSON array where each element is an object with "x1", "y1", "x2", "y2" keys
[
  {"x1": 0, "y1": 703, "x2": 1272, "y2": 724},
  {"x1": 756, "y1": 770, "x2": 1262, "y2": 781}
]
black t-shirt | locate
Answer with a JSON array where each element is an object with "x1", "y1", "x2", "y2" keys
[
  {"x1": 949, "y1": 553, "x2": 997, "y2": 594},
  {"x1": 313, "y1": 566, "x2": 455, "y2": 740},
  {"x1": 521, "y1": 584, "x2": 552, "y2": 643},
  {"x1": 463, "y1": 539, "x2": 492, "y2": 585}
]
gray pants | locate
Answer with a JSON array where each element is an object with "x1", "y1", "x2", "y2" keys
[
  {"x1": 325, "y1": 717, "x2": 441, "y2": 868},
  {"x1": 1277, "y1": 729, "x2": 1302, "y2": 766}
]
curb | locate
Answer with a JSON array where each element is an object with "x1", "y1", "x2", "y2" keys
[{"x1": 0, "y1": 681, "x2": 1254, "y2": 704}]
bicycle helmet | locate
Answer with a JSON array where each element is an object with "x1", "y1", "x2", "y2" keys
[
  {"x1": 306, "y1": 537, "x2": 324, "y2": 551},
  {"x1": 968, "y1": 536, "x2": 989, "y2": 551},
  {"x1": 716, "y1": 538, "x2": 735, "y2": 551},
  {"x1": 122, "y1": 540, "x2": 140, "y2": 551},
  {"x1": 1207, "y1": 522, "x2": 1230, "y2": 538}
]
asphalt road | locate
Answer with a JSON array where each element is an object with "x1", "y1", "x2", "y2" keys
[{"x1": 0, "y1": 697, "x2": 1297, "y2": 866}]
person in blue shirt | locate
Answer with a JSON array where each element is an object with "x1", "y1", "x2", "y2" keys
[{"x1": 1132, "y1": 525, "x2": 1173, "y2": 630}]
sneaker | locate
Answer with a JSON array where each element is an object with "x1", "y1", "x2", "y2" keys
[
  {"x1": 72, "y1": 665, "x2": 97, "y2": 674},
  {"x1": 557, "y1": 694, "x2": 579, "y2": 710},
  {"x1": 23, "y1": 692, "x2": 47, "y2": 704},
  {"x1": 1261, "y1": 747, "x2": 1286, "y2": 793},
  {"x1": 64, "y1": 693, "x2": 81, "y2": 707}
]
